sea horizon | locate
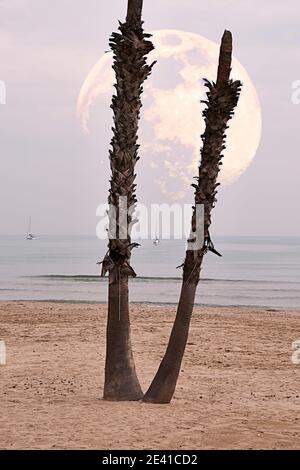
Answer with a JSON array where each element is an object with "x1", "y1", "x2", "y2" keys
[{"x1": 1, "y1": 234, "x2": 299, "y2": 308}]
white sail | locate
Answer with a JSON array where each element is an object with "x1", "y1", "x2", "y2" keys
[
  {"x1": 26, "y1": 216, "x2": 36, "y2": 240},
  {"x1": 153, "y1": 219, "x2": 160, "y2": 245}
]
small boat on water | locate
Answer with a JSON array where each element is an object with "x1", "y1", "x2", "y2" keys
[
  {"x1": 26, "y1": 216, "x2": 36, "y2": 240},
  {"x1": 153, "y1": 220, "x2": 160, "y2": 245}
]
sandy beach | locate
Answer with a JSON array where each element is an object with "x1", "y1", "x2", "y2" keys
[{"x1": 0, "y1": 301, "x2": 300, "y2": 450}]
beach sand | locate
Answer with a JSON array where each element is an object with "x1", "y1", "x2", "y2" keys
[{"x1": 0, "y1": 301, "x2": 299, "y2": 450}]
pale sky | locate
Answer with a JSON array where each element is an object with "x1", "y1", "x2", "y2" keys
[{"x1": 0, "y1": 0, "x2": 299, "y2": 236}]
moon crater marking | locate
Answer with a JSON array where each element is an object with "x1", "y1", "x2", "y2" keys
[{"x1": 77, "y1": 30, "x2": 262, "y2": 200}]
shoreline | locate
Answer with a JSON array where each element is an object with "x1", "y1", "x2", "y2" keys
[
  {"x1": 1, "y1": 299, "x2": 299, "y2": 311},
  {"x1": 1, "y1": 301, "x2": 300, "y2": 449}
]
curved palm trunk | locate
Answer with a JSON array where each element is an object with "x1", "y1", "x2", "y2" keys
[
  {"x1": 102, "y1": 0, "x2": 155, "y2": 401},
  {"x1": 143, "y1": 31, "x2": 242, "y2": 404}
]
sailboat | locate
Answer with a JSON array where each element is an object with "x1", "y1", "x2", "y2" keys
[
  {"x1": 26, "y1": 216, "x2": 36, "y2": 240},
  {"x1": 153, "y1": 220, "x2": 160, "y2": 246}
]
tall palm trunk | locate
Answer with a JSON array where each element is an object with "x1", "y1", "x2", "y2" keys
[
  {"x1": 102, "y1": 0, "x2": 155, "y2": 401},
  {"x1": 143, "y1": 31, "x2": 242, "y2": 404}
]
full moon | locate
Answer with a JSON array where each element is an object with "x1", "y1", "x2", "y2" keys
[{"x1": 77, "y1": 30, "x2": 262, "y2": 200}]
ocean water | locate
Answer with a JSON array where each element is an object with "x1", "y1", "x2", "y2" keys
[{"x1": 0, "y1": 235, "x2": 299, "y2": 308}]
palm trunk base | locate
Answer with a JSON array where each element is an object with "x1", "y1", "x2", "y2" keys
[
  {"x1": 104, "y1": 280, "x2": 143, "y2": 401},
  {"x1": 143, "y1": 282, "x2": 197, "y2": 404},
  {"x1": 103, "y1": 378, "x2": 143, "y2": 402},
  {"x1": 142, "y1": 375, "x2": 176, "y2": 404}
]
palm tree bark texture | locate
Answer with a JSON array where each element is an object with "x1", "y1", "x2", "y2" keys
[
  {"x1": 101, "y1": 0, "x2": 155, "y2": 401},
  {"x1": 143, "y1": 31, "x2": 242, "y2": 404}
]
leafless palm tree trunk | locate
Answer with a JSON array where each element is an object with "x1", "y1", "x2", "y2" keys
[
  {"x1": 101, "y1": 0, "x2": 155, "y2": 401},
  {"x1": 143, "y1": 31, "x2": 242, "y2": 404}
]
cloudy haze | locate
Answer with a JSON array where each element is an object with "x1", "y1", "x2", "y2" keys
[{"x1": 0, "y1": 0, "x2": 299, "y2": 236}]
